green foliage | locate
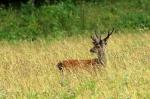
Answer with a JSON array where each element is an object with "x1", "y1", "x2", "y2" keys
[
  {"x1": 0, "y1": 0, "x2": 150, "y2": 41},
  {"x1": 26, "y1": 90, "x2": 39, "y2": 99},
  {"x1": 0, "y1": 89, "x2": 6, "y2": 99}
]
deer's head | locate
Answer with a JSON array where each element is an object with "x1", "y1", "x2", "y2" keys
[{"x1": 90, "y1": 28, "x2": 114, "y2": 56}]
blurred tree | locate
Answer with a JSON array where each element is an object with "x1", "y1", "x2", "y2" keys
[
  {"x1": 0, "y1": 0, "x2": 28, "y2": 7},
  {"x1": 0, "y1": 0, "x2": 106, "y2": 8}
]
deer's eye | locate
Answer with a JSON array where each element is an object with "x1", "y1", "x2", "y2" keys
[
  {"x1": 93, "y1": 42, "x2": 98, "y2": 45},
  {"x1": 96, "y1": 44, "x2": 100, "y2": 48},
  {"x1": 96, "y1": 43, "x2": 99, "y2": 45},
  {"x1": 93, "y1": 41, "x2": 98, "y2": 45}
]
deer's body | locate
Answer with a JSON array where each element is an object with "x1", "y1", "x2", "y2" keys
[
  {"x1": 56, "y1": 28, "x2": 114, "y2": 73},
  {"x1": 57, "y1": 58, "x2": 101, "y2": 71}
]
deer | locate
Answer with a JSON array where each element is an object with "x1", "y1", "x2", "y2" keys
[{"x1": 56, "y1": 28, "x2": 114, "y2": 74}]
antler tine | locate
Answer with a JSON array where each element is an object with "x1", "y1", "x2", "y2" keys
[
  {"x1": 97, "y1": 31, "x2": 102, "y2": 40},
  {"x1": 104, "y1": 28, "x2": 114, "y2": 41},
  {"x1": 94, "y1": 31, "x2": 99, "y2": 39},
  {"x1": 108, "y1": 28, "x2": 114, "y2": 35},
  {"x1": 91, "y1": 35, "x2": 99, "y2": 43},
  {"x1": 99, "y1": 35, "x2": 101, "y2": 40},
  {"x1": 91, "y1": 30, "x2": 100, "y2": 43},
  {"x1": 91, "y1": 35, "x2": 95, "y2": 41},
  {"x1": 95, "y1": 30, "x2": 103, "y2": 40}
]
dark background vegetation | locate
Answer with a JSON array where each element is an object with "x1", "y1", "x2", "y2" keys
[{"x1": 0, "y1": 0, "x2": 150, "y2": 41}]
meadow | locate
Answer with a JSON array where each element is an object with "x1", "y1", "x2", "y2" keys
[
  {"x1": 0, "y1": 31, "x2": 150, "y2": 99},
  {"x1": 0, "y1": 0, "x2": 150, "y2": 98}
]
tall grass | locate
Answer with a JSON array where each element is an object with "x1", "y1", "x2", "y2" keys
[
  {"x1": 0, "y1": 32, "x2": 150, "y2": 98},
  {"x1": 0, "y1": 0, "x2": 150, "y2": 41}
]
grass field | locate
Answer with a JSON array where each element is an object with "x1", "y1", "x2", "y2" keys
[{"x1": 0, "y1": 32, "x2": 150, "y2": 99}]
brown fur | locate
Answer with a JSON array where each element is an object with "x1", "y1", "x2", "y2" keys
[{"x1": 57, "y1": 59, "x2": 99, "y2": 71}]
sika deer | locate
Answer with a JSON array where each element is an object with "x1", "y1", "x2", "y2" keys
[{"x1": 56, "y1": 28, "x2": 114, "y2": 73}]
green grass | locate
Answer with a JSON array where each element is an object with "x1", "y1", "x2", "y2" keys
[
  {"x1": 0, "y1": 0, "x2": 150, "y2": 41},
  {"x1": 0, "y1": 32, "x2": 150, "y2": 98}
]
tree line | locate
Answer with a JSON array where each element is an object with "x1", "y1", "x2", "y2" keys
[{"x1": 0, "y1": 0, "x2": 105, "y2": 7}]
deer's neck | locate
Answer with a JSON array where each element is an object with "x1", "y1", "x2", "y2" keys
[{"x1": 97, "y1": 52, "x2": 106, "y2": 65}]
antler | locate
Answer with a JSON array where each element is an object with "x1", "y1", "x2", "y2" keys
[
  {"x1": 91, "y1": 31, "x2": 100, "y2": 43},
  {"x1": 104, "y1": 28, "x2": 114, "y2": 41},
  {"x1": 95, "y1": 31, "x2": 99, "y2": 39},
  {"x1": 91, "y1": 35, "x2": 99, "y2": 43}
]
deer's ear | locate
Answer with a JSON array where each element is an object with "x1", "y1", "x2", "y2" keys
[{"x1": 104, "y1": 41, "x2": 107, "y2": 45}]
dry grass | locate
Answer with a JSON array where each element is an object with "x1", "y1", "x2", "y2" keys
[{"x1": 0, "y1": 32, "x2": 150, "y2": 99}]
